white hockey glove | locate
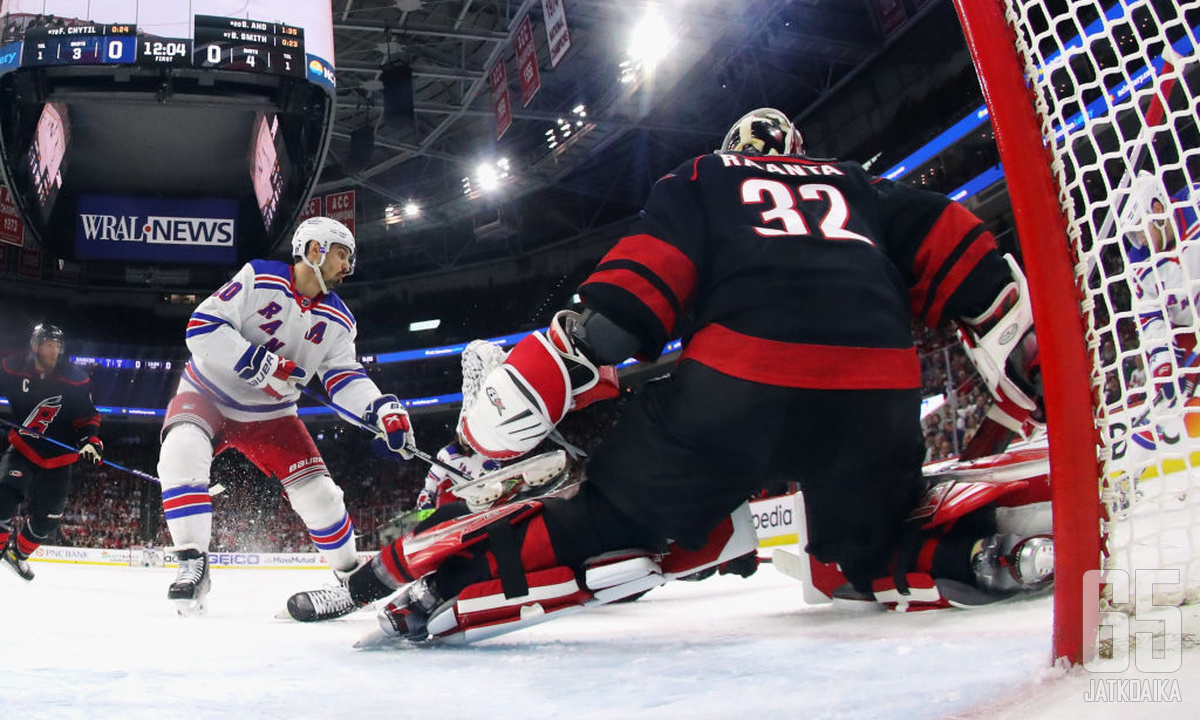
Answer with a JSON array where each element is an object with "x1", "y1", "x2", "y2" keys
[
  {"x1": 958, "y1": 255, "x2": 1044, "y2": 437},
  {"x1": 77, "y1": 435, "x2": 103, "y2": 466},
  {"x1": 235, "y1": 345, "x2": 308, "y2": 399},
  {"x1": 365, "y1": 394, "x2": 415, "y2": 461}
]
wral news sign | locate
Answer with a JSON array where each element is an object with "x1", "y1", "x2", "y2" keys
[{"x1": 75, "y1": 194, "x2": 237, "y2": 264}]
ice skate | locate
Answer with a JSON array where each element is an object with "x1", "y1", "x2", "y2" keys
[
  {"x1": 1, "y1": 536, "x2": 34, "y2": 582},
  {"x1": 971, "y1": 533, "x2": 1054, "y2": 596},
  {"x1": 356, "y1": 578, "x2": 442, "y2": 648},
  {"x1": 285, "y1": 584, "x2": 362, "y2": 622},
  {"x1": 168, "y1": 549, "x2": 211, "y2": 616}
]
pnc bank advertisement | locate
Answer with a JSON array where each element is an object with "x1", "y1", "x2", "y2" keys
[{"x1": 74, "y1": 194, "x2": 238, "y2": 264}]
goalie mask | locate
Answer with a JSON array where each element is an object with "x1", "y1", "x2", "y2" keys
[
  {"x1": 292, "y1": 217, "x2": 357, "y2": 292},
  {"x1": 1119, "y1": 171, "x2": 1172, "y2": 256},
  {"x1": 720, "y1": 108, "x2": 803, "y2": 156}
]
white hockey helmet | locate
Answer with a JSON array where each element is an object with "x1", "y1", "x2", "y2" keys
[
  {"x1": 720, "y1": 108, "x2": 803, "y2": 156},
  {"x1": 291, "y1": 216, "x2": 357, "y2": 276},
  {"x1": 1119, "y1": 171, "x2": 1171, "y2": 250}
]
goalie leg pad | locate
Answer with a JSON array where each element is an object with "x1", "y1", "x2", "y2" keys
[
  {"x1": 375, "y1": 500, "x2": 548, "y2": 587},
  {"x1": 659, "y1": 502, "x2": 759, "y2": 580},
  {"x1": 428, "y1": 552, "x2": 667, "y2": 645}
]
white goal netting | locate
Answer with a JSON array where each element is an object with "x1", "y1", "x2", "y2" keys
[
  {"x1": 1002, "y1": 0, "x2": 1200, "y2": 609},
  {"x1": 128, "y1": 545, "x2": 166, "y2": 568}
]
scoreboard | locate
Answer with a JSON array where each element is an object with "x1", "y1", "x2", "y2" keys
[
  {"x1": 193, "y1": 15, "x2": 305, "y2": 77},
  {"x1": 21, "y1": 23, "x2": 137, "y2": 66},
  {"x1": 18, "y1": 15, "x2": 306, "y2": 78}
]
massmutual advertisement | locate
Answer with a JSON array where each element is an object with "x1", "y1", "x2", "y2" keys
[{"x1": 74, "y1": 194, "x2": 237, "y2": 264}]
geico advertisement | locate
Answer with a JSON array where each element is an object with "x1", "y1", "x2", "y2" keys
[
  {"x1": 164, "y1": 551, "x2": 377, "y2": 568},
  {"x1": 75, "y1": 194, "x2": 237, "y2": 264},
  {"x1": 748, "y1": 494, "x2": 799, "y2": 544}
]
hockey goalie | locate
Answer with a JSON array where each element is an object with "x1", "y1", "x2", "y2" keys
[{"x1": 286, "y1": 108, "x2": 1053, "y2": 644}]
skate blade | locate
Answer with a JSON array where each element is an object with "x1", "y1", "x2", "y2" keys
[
  {"x1": 173, "y1": 598, "x2": 208, "y2": 617},
  {"x1": 353, "y1": 626, "x2": 432, "y2": 649},
  {"x1": 276, "y1": 600, "x2": 374, "y2": 622},
  {"x1": 353, "y1": 627, "x2": 401, "y2": 649}
]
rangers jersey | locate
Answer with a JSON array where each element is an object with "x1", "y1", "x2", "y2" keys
[
  {"x1": 1128, "y1": 184, "x2": 1200, "y2": 388},
  {"x1": 0, "y1": 354, "x2": 100, "y2": 468},
  {"x1": 180, "y1": 259, "x2": 382, "y2": 422},
  {"x1": 579, "y1": 152, "x2": 1011, "y2": 390},
  {"x1": 423, "y1": 443, "x2": 501, "y2": 507}
]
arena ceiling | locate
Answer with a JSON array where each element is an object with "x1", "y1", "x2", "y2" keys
[{"x1": 319, "y1": 0, "x2": 936, "y2": 280}]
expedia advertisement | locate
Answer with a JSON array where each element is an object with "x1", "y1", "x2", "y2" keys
[{"x1": 74, "y1": 194, "x2": 237, "y2": 264}]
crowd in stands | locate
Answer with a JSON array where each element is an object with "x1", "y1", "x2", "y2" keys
[
  {"x1": 3, "y1": 333, "x2": 988, "y2": 554},
  {"x1": 2, "y1": 395, "x2": 630, "y2": 554}
]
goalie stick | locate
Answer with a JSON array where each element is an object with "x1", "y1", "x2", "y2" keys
[{"x1": 0, "y1": 415, "x2": 227, "y2": 496}]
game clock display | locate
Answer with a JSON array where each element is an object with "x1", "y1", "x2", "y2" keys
[{"x1": 18, "y1": 15, "x2": 305, "y2": 77}]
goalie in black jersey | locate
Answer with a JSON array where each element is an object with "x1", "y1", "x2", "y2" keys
[
  {"x1": 289, "y1": 108, "x2": 1051, "y2": 641},
  {"x1": 0, "y1": 324, "x2": 103, "y2": 582}
]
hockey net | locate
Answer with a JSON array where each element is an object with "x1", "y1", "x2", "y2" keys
[
  {"x1": 953, "y1": 0, "x2": 1199, "y2": 664},
  {"x1": 128, "y1": 545, "x2": 166, "y2": 568}
]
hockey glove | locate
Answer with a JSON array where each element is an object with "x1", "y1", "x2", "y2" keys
[
  {"x1": 365, "y1": 394, "x2": 415, "y2": 461},
  {"x1": 77, "y1": 435, "x2": 103, "y2": 466},
  {"x1": 415, "y1": 488, "x2": 437, "y2": 512},
  {"x1": 235, "y1": 345, "x2": 308, "y2": 400}
]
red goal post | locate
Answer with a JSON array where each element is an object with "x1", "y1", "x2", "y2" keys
[{"x1": 952, "y1": 0, "x2": 1198, "y2": 665}]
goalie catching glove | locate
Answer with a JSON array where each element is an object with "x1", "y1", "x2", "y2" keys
[
  {"x1": 365, "y1": 394, "x2": 416, "y2": 461},
  {"x1": 235, "y1": 344, "x2": 308, "y2": 400},
  {"x1": 957, "y1": 255, "x2": 1044, "y2": 438},
  {"x1": 459, "y1": 310, "x2": 619, "y2": 460}
]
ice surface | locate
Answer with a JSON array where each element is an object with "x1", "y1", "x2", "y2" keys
[{"x1": 1, "y1": 555, "x2": 1197, "y2": 719}]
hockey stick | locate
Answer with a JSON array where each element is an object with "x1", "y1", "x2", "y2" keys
[
  {"x1": 298, "y1": 386, "x2": 474, "y2": 484},
  {"x1": 0, "y1": 415, "x2": 226, "y2": 495},
  {"x1": 300, "y1": 386, "x2": 571, "y2": 502},
  {"x1": 1089, "y1": 47, "x2": 1182, "y2": 278}
]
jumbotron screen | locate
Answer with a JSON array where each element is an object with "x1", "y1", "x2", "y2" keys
[
  {"x1": 0, "y1": 0, "x2": 336, "y2": 267},
  {"x1": 0, "y1": 0, "x2": 334, "y2": 82}
]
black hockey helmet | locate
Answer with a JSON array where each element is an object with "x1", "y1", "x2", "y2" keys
[{"x1": 31, "y1": 323, "x2": 65, "y2": 346}]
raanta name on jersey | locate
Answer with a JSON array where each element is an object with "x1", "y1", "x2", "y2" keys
[{"x1": 716, "y1": 153, "x2": 847, "y2": 177}]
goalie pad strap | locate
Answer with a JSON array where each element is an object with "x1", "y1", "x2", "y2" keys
[{"x1": 486, "y1": 518, "x2": 529, "y2": 599}]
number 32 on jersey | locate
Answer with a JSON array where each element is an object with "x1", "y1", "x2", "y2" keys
[{"x1": 740, "y1": 180, "x2": 872, "y2": 244}]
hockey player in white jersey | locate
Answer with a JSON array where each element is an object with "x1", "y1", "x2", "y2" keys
[
  {"x1": 1109, "y1": 174, "x2": 1200, "y2": 517},
  {"x1": 156, "y1": 217, "x2": 416, "y2": 614}
]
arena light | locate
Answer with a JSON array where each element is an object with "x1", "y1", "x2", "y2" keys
[
  {"x1": 476, "y1": 162, "x2": 501, "y2": 192},
  {"x1": 408, "y1": 319, "x2": 441, "y2": 332},
  {"x1": 628, "y1": 8, "x2": 674, "y2": 71},
  {"x1": 403, "y1": 201, "x2": 420, "y2": 218}
]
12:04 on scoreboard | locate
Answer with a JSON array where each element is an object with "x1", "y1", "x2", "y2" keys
[{"x1": 17, "y1": 14, "x2": 305, "y2": 77}]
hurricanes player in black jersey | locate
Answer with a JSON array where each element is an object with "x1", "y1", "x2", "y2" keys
[
  {"x1": 289, "y1": 108, "x2": 1051, "y2": 641},
  {"x1": 0, "y1": 324, "x2": 102, "y2": 581}
]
